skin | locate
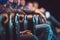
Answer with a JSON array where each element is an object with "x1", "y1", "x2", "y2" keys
[
  {"x1": 20, "y1": 0, "x2": 26, "y2": 6},
  {"x1": 35, "y1": 9, "x2": 47, "y2": 23},
  {"x1": 56, "y1": 28, "x2": 60, "y2": 33},
  {"x1": 32, "y1": 2, "x2": 47, "y2": 23},
  {"x1": 39, "y1": 7, "x2": 46, "y2": 20},
  {"x1": 39, "y1": 7, "x2": 46, "y2": 13},
  {"x1": 25, "y1": 2, "x2": 47, "y2": 23},
  {"x1": 20, "y1": 30, "x2": 32, "y2": 35},
  {"x1": 7, "y1": 0, "x2": 47, "y2": 23},
  {"x1": 18, "y1": 0, "x2": 21, "y2": 5},
  {"x1": 33, "y1": 2, "x2": 39, "y2": 9},
  {"x1": 27, "y1": 2, "x2": 34, "y2": 11}
]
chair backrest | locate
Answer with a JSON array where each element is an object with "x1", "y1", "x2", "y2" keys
[
  {"x1": 0, "y1": 12, "x2": 44, "y2": 40},
  {"x1": 2, "y1": 13, "x2": 14, "y2": 40},
  {"x1": 0, "y1": 14, "x2": 6, "y2": 40}
]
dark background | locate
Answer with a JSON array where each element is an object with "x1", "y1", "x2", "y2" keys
[
  {"x1": 26, "y1": 0, "x2": 60, "y2": 21},
  {"x1": 0, "y1": 0, "x2": 60, "y2": 21}
]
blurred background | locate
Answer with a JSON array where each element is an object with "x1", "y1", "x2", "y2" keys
[
  {"x1": 0, "y1": 0, "x2": 60, "y2": 40},
  {"x1": 27, "y1": 0, "x2": 60, "y2": 21},
  {"x1": 0, "y1": 0, "x2": 60, "y2": 21}
]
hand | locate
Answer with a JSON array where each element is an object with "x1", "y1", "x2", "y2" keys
[
  {"x1": 20, "y1": 30, "x2": 32, "y2": 35},
  {"x1": 35, "y1": 9, "x2": 40, "y2": 13}
]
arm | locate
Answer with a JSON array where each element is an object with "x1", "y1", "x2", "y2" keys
[{"x1": 35, "y1": 9, "x2": 47, "y2": 23}]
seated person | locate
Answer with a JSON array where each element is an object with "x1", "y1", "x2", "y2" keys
[{"x1": 24, "y1": 2, "x2": 53, "y2": 40}]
